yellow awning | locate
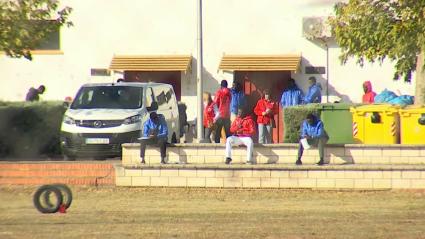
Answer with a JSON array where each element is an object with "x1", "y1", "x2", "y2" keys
[
  {"x1": 109, "y1": 55, "x2": 192, "y2": 72},
  {"x1": 218, "y1": 54, "x2": 301, "y2": 71}
]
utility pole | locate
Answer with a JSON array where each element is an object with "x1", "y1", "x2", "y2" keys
[{"x1": 196, "y1": 0, "x2": 204, "y2": 141}]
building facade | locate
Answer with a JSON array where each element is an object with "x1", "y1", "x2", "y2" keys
[{"x1": 0, "y1": 0, "x2": 415, "y2": 123}]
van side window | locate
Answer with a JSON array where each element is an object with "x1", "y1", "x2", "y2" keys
[
  {"x1": 145, "y1": 87, "x2": 155, "y2": 107},
  {"x1": 153, "y1": 86, "x2": 167, "y2": 110}
]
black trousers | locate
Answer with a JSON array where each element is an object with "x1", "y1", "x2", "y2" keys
[
  {"x1": 203, "y1": 127, "x2": 213, "y2": 143},
  {"x1": 214, "y1": 117, "x2": 231, "y2": 143},
  {"x1": 140, "y1": 137, "x2": 167, "y2": 159}
]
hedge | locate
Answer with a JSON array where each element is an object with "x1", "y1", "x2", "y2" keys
[
  {"x1": 283, "y1": 104, "x2": 321, "y2": 143},
  {"x1": 0, "y1": 101, "x2": 67, "y2": 158}
]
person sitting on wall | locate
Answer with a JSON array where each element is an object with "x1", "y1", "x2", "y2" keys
[
  {"x1": 280, "y1": 78, "x2": 304, "y2": 107},
  {"x1": 304, "y1": 77, "x2": 322, "y2": 104},
  {"x1": 25, "y1": 85, "x2": 46, "y2": 102},
  {"x1": 139, "y1": 111, "x2": 168, "y2": 164},
  {"x1": 225, "y1": 107, "x2": 256, "y2": 165},
  {"x1": 254, "y1": 89, "x2": 279, "y2": 144},
  {"x1": 213, "y1": 80, "x2": 232, "y2": 143},
  {"x1": 230, "y1": 81, "x2": 246, "y2": 122},
  {"x1": 296, "y1": 113, "x2": 329, "y2": 166}
]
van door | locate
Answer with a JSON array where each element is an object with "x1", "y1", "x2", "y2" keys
[
  {"x1": 164, "y1": 86, "x2": 179, "y2": 142},
  {"x1": 152, "y1": 86, "x2": 173, "y2": 141}
]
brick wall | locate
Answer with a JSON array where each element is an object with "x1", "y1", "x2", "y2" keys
[{"x1": 0, "y1": 162, "x2": 115, "y2": 185}]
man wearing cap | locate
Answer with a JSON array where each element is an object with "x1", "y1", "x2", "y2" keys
[
  {"x1": 139, "y1": 112, "x2": 168, "y2": 164},
  {"x1": 213, "y1": 80, "x2": 232, "y2": 143}
]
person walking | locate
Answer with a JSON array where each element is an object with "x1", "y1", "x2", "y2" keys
[
  {"x1": 225, "y1": 108, "x2": 256, "y2": 164},
  {"x1": 139, "y1": 112, "x2": 168, "y2": 164},
  {"x1": 304, "y1": 77, "x2": 322, "y2": 104},
  {"x1": 230, "y1": 82, "x2": 246, "y2": 121},
  {"x1": 213, "y1": 80, "x2": 232, "y2": 143},
  {"x1": 254, "y1": 89, "x2": 279, "y2": 144}
]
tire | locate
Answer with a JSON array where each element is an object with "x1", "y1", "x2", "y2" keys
[
  {"x1": 33, "y1": 185, "x2": 63, "y2": 213},
  {"x1": 44, "y1": 184, "x2": 73, "y2": 209}
]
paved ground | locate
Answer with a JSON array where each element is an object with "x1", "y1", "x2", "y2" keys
[{"x1": 0, "y1": 186, "x2": 425, "y2": 239}]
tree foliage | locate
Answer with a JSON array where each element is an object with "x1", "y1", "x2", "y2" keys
[
  {"x1": 0, "y1": 0, "x2": 72, "y2": 60},
  {"x1": 329, "y1": 0, "x2": 425, "y2": 82}
]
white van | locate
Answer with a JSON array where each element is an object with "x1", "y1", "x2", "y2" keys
[{"x1": 60, "y1": 82, "x2": 180, "y2": 159}]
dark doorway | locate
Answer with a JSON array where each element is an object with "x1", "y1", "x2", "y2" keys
[
  {"x1": 234, "y1": 71, "x2": 291, "y2": 143},
  {"x1": 124, "y1": 71, "x2": 181, "y2": 101}
]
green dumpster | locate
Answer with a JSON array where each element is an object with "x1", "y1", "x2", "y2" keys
[{"x1": 318, "y1": 103, "x2": 354, "y2": 144}]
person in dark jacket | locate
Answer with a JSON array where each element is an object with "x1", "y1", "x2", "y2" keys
[
  {"x1": 139, "y1": 112, "x2": 168, "y2": 164},
  {"x1": 296, "y1": 113, "x2": 329, "y2": 166},
  {"x1": 225, "y1": 108, "x2": 256, "y2": 164},
  {"x1": 25, "y1": 85, "x2": 46, "y2": 102},
  {"x1": 213, "y1": 80, "x2": 232, "y2": 143},
  {"x1": 304, "y1": 77, "x2": 322, "y2": 104},
  {"x1": 230, "y1": 82, "x2": 246, "y2": 121},
  {"x1": 280, "y1": 78, "x2": 304, "y2": 107}
]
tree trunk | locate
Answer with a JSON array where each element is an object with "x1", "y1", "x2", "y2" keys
[{"x1": 415, "y1": 51, "x2": 425, "y2": 105}]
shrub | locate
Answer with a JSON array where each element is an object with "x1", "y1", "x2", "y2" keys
[
  {"x1": 0, "y1": 101, "x2": 66, "y2": 158},
  {"x1": 283, "y1": 104, "x2": 321, "y2": 143}
]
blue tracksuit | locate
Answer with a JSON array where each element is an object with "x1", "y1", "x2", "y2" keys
[
  {"x1": 280, "y1": 86, "x2": 304, "y2": 107},
  {"x1": 230, "y1": 89, "x2": 246, "y2": 114},
  {"x1": 304, "y1": 84, "x2": 322, "y2": 104},
  {"x1": 143, "y1": 115, "x2": 168, "y2": 139},
  {"x1": 300, "y1": 117, "x2": 326, "y2": 139}
]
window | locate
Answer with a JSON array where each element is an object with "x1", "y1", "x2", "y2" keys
[{"x1": 71, "y1": 86, "x2": 143, "y2": 109}]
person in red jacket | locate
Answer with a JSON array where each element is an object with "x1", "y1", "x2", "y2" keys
[
  {"x1": 225, "y1": 108, "x2": 256, "y2": 164},
  {"x1": 202, "y1": 92, "x2": 217, "y2": 143},
  {"x1": 213, "y1": 80, "x2": 232, "y2": 143},
  {"x1": 362, "y1": 81, "x2": 376, "y2": 104},
  {"x1": 254, "y1": 89, "x2": 279, "y2": 144}
]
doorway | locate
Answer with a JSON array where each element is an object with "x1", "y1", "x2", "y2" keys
[{"x1": 234, "y1": 71, "x2": 291, "y2": 143}]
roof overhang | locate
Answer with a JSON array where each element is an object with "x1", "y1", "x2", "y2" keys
[
  {"x1": 109, "y1": 55, "x2": 192, "y2": 73},
  {"x1": 219, "y1": 54, "x2": 301, "y2": 72}
]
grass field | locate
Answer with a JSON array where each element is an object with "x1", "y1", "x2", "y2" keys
[{"x1": 0, "y1": 186, "x2": 425, "y2": 239}]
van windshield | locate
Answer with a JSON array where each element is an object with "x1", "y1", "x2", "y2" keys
[{"x1": 71, "y1": 86, "x2": 143, "y2": 109}]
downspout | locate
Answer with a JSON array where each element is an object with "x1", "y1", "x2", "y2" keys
[{"x1": 196, "y1": 0, "x2": 204, "y2": 141}]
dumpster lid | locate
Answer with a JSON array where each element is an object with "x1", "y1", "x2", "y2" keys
[
  {"x1": 319, "y1": 103, "x2": 358, "y2": 110},
  {"x1": 399, "y1": 105, "x2": 425, "y2": 113},
  {"x1": 350, "y1": 104, "x2": 400, "y2": 113}
]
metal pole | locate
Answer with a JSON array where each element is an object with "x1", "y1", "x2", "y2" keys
[
  {"x1": 326, "y1": 43, "x2": 329, "y2": 102},
  {"x1": 196, "y1": 0, "x2": 204, "y2": 141}
]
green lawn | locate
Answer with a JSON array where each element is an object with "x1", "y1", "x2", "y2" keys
[{"x1": 0, "y1": 186, "x2": 424, "y2": 239}]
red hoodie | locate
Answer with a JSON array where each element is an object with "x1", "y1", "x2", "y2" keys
[
  {"x1": 230, "y1": 115, "x2": 256, "y2": 137},
  {"x1": 254, "y1": 98, "x2": 279, "y2": 124},
  {"x1": 203, "y1": 101, "x2": 215, "y2": 128},
  {"x1": 214, "y1": 87, "x2": 232, "y2": 119},
  {"x1": 362, "y1": 81, "x2": 376, "y2": 104}
]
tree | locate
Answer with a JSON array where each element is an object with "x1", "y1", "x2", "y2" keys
[
  {"x1": 329, "y1": 0, "x2": 425, "y2": 104},
  {"x1": 0, "y1": 0, "x2": 72, "y2": 60}
]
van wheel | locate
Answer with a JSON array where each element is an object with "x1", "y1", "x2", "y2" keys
[{"x1": 171, "y1": 133, "x2": 178, "y2": 143}]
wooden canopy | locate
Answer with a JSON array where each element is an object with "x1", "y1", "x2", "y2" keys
[
  {"x1": 218, "y1": 54, "x2": 301, "y2": 71},
  {"x1": 109, "y1": 55, "x2": 192, "y2": 72}
]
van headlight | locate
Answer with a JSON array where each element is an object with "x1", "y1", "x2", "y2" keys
[
  {"x1": 63, "y1": 115, "x2": 76, "y2": 125},
  {"x1": 123, "y1": 114, "x2": 142, "y2": 125}
]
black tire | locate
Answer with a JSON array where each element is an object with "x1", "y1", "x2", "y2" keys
[
  {"x1": 33, "y1": 185, "x2": 63, "y2": 213},
  {"x1": 44, "y1": 184, "x2": 73, "y2": 209}
]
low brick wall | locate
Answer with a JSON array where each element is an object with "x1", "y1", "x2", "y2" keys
[
  {"x1": 115, "y1": 164, "x2": 425, "y2": 189},
  {"x1": 122, "y1": 143, "x2": 425, "y2": 166},
  {"x1": 0, "y1": 162, "x2": 116, "y2": 185}
]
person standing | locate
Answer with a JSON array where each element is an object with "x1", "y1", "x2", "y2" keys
[
  {"x1": 254, "y1": 89, "x2": 279, "y2": 144},
  {"x1": 213, "y1": 80, "x2": 232, "y2": 143},
  {"x1": 25, "y1": 85, "x2": 46, "y2": 102},
  {"x1": 280, "y1": 78, "x2": 304, "y2": 107},
  {"x1": 202, "y1": 92, "x2": 217, "y2": 143},
  {"x1": 296, "y1": 113, "x2": 329, "y2": 166},
  {"x1": 230, "y1": 82, "x2": 246, "y2": 121},
  {"x1": 139, "y1": 112, "x2": 168, "y2": 164},
  {"x1": 362, "y1": 81, "x2": 376, "y2": 104},
  {"x1": 304, "y1": 77, "x2": 322, "y2": 104},
  {"x1": 225, "y1": 108, "x2": 256, "y2": 164}
]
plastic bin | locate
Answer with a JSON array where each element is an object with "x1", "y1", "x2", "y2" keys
[
  {"x1": 319, "y1": 104, "x2": 354, "y2": 144},
  {"x1": 399, "y1": 106, "x2": 425, "y2": 144},
  {"x1": 350, "y1": 104, "x2": 400, "y2": 144}
]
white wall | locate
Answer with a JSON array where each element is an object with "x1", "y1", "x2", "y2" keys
[{"x1": 0, "y1": 0, "x2": 415, "y2": 120}]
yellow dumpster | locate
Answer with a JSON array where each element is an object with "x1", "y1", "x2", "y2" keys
[
  {"x1": 350, "y1": 104, "x2": 400, "y2": 144},
  {"x1": 399, "y1": 106, "x2": 425, "y2": 144}
]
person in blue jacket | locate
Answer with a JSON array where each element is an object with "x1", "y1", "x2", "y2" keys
[
  {"x1": 296, "y1": 113, "x2": 329, "y2": 166},
  {"x1": 280, "y1": 78, "x2": 304, "y2": 107},
  {"x1": 230, "y1": 82, "x2": 246, "y2": 121},
  {"x1": 304, "y1": 77, "x2": 322, "y2": 104},
  {"x1": 139, "y1": 112, "x2": 168, "y2": 164}
]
